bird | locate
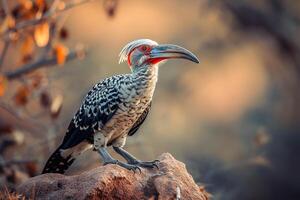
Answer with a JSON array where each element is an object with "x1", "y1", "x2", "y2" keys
[{"x1": 42, "y1": 39, "x2": 199, "y2": 174}]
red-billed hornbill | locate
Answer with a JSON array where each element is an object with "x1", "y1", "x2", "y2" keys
[{"x1": 42, "y1": 39, "x2": 199, "y2": 174}]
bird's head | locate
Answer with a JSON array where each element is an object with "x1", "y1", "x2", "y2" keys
[{"x1": 119, "y1": 39, "x2": 199, "y2": 72}]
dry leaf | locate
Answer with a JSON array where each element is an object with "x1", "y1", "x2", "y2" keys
[
  {"x1": 35, "y1": 0, "x2": 46, "y2": 10},
  {"x1": 0, "y1": 15, "x2": 16, "y2": 34},
  {"x1": 22, "y1": 54, "x2": 33, "y2": 64},
  {"x1": 40, "y1": 90, "x2": 51, "y2": 108},
  {"x1": 11, "y1": 129, "x2": 25, "y2": 145},
  {"x1": 57, "y1": 1, "x2": 66, "y2": 11},
  {"x1": 14, "y1": 85, "x2": 30, "y2": 106},
  {"x1": 54, "y1": 43, "x2": 69, "y2": 65},
  {"x1": 104, "y1": 0, "x2": 118, "y2": 17},
  {"x1": 20, "y1": 35, "x2": 34, "y2": 59},
  {"x1": 20, "y1": 35, "x2": 34, "y2": 64},
  {"x1": 0, "y1": 75, "x2": 7, "y2": 97},
  {"x1": 51, "y1": 94, "x2": 63, "y2": 118},
  {"x1": 0, "y1": 122, "x2": 13, "y2": 134},
  {"x1": 19, "y1": 0, "x2": 33, "y2": 10},
  {"x1": 59, "y1": 27, "x2": 69, "y2": 40},
  {"x1": 13, "y1": 0, "x2": 35, "y2": 20},
  {"x1": 34, "y1": 22, "x2": 49, "y2": 47},
  {"x1": 25, "y1": 162, "x2": 38, "y2": 177},
  {"x1": 8, "y1": 31, "x2": 19, "y2": 41}
]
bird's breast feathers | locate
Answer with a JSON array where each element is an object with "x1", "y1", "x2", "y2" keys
[{"x1": 98, "y1": 84, "x2": 153, "y2": 145}]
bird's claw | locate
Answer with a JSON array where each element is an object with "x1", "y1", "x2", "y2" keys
[
  {"x1": 104, "y1": 160, "x2": 142, "y2": 173},
  {"x1": 130, "y1": 165, "x2": 142, "y2": 174},
  {"x1": 136, "y1": 159, "x2": 160, "y2": 169},
  {"x1": 119, "y1": 162, "x2": 142, "y2": 173},
  {"x1": 152, "y1": 160, "x2": 160, "y2": 169}
]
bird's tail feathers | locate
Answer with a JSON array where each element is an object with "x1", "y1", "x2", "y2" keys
[{"x1": 42, "y1": 145, "x2": 75, "y2": 174}]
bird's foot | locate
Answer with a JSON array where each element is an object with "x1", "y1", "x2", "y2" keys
[
  {"x1": 103, "y1": 159, "x2": 142, "y2": 173},
  {"x1": 111, "y1": 146, "x2": 159, "y2": 169},
  {"x1": 130, "y1": 159, "x2": 160, "y2": 169}
]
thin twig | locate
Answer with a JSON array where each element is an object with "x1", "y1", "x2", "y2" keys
[
  {"x1": 1, "y1": 0, "x2": 9, "y2": 16},
  {"x1": 4, "y1": 48, "x2": 87, "y2": 79},
  {"x1": 0, "y1": 158, "x2": 37, "y2": 167},
  {"x1": 0, "y1": 41, "x2": 9, "y2": 70},
  {"x1": 63, "y1": 0, "x2": 94, "y2": 11},
  {"x1": 0, "y1": 101, "x2": 50, "y2": 133},
  {"x1": 49, "y1": 0, "x2": 61, "y2": 14},
  {"x1": 0, "y1": 101, "x2": 23, "y2": 120}
]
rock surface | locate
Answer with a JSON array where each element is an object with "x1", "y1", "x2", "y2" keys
[{"x1": 17, "y1": 153, "x2": 209, "y2": 200}]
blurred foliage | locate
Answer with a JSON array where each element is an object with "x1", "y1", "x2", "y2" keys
[
  {"x1": 0, "y1": 0, "x2": 299, "y2": 199},
  {"x1": 0, "y1": 0, "x2": 117, "y2": 192}
]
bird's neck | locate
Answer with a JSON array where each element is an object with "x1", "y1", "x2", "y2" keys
[{"x1": 131, "y1": 64, "x2": 158, "y2": 94}]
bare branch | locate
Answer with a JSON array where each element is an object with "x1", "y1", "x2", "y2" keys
[
  {"x1": 1, "y1": 0, "x2": 93, "y2": 37},
  {"x1": 11, "y1": 0, "x2": 60, "y2": 31},
  {"x1": 4, "y1": 47, "x2": 87, "y2": 80}
]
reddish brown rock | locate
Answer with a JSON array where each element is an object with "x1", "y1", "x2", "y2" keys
[{"x1": 17, "y1": 153, "x2": 209, "y2": 200}]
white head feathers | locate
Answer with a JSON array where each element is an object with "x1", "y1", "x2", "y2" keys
[{"x1": 118, "y1": 39, "x2": 158, "y2": 64}]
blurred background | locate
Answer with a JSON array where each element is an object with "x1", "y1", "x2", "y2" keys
[{"x1": 0, "y1": 0, "x2": 300, "y2": 199}]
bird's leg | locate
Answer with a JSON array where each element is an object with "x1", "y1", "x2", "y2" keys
[
  {"x1": 97, "y1": 148, "x2": 141, "y2": 172},
  {"x1": 113, "y1": 146, "x2": 159, "y2": 169},
  {"x1": 98, "y1": 147, "x2": 117, "y2": 163}
]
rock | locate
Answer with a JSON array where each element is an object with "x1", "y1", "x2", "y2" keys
[{"x1": 17, "y1": 153, "x2": 209, "y2": 200}]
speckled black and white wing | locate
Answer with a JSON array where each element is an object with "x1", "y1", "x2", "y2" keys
[
  {"x1": 62, "y1": 75, "x2": 127, "y2": 148},
  {"x1": 74, "y1": 80, "x2": 121, "y2": 131},
  {"x1": 42, "y1": 75, "x2": 126, "y2": 174}
]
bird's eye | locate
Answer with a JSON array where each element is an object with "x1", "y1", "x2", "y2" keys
[{"x1": 139, "y1": 45, "x2": 151, "y2": 52}]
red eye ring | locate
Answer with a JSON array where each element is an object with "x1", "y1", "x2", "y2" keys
[
  {"x1": 127, "y1": 45, "x2": 152, "y2": 66},
  {"x1": 139, "y1": 45, "x2": 151, "y2": 52}
]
